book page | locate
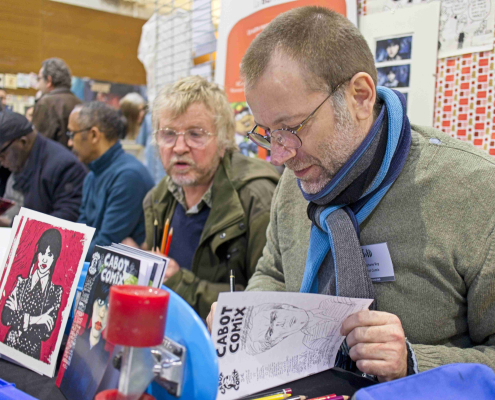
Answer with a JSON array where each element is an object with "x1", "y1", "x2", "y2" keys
[{"x1": 212, "y1": 291, "x2": 373, "y2": 400}]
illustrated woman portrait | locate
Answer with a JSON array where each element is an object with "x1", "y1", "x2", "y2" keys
[{"x1": 1, "y1": 228, "x2": 63, "y2": 360}]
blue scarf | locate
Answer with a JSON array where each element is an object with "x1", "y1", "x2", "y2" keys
[{"x1": 299, "y1": 87, "x2": 411, "y2": 295}]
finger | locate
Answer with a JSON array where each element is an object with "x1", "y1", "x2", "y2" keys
[
  {"x1": 349, "y1": 342, "x2": 405, "y2": 362},
  {"x1": 346, "y1": 324, "x2": 405, "y2": 348},
  {"x1": 341, "y1": 311, "x2": 401, "y2": 336},
  {"x1": 356, "y1": 358, "x2": 407, "y2": 381}
]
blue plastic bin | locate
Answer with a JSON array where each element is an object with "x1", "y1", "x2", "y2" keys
[{"x1": 0, "y1": 378, "x2": 37, "y2": 399}]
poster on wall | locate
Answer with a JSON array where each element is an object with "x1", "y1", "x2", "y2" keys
[
  {"x1": 215, "y1": 0, "x2": 357, "y2": 103},
  {"x1": 360, "y1": 2, "x2": 441, "y2": 126},
  {"x1": 366, "y1": 0, "x2": 494, "y2": 58},
  {"x1": 215, "y1": 0, "x2": 357, "y2": 159}
]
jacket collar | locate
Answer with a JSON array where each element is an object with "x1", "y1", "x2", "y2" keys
[
  {"x1": 88, "y1": 141, "x2": 124, "y2": 175},
  {"x1": 13, "y1": 134, "x2": 43, "y2": 193}
]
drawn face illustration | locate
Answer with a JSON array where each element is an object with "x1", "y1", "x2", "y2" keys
[
  {"x1": 37, "y1": 246, "x2": 54, "y2": 275},
  {"x1": 387, "y1": 70, "x2": 396, "y2": 83},
  {"x1": 91, "y1": 298, "x2": 109, "y2": 342},
  {"x1": 235, "y1": 111, "x2": 255, "y2": 135},
  {"x1": 250, "y1": 305, "x2": 309, "y2": 344},
  {"x1": 387, "y1": 43, "x2": 400, "y2": 59}
]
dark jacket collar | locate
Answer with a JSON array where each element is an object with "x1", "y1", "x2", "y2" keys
[
  {"x1": 46, "y1": 87, "x2": 72, "y2": 96},
  {"x1": 13, "y1": 134, "x2": 43, "y2": 192},
  {"x1": 88, "y1": 141, "x2": 124, "y2": 175}
]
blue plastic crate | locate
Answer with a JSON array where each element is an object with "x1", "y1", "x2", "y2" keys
[{"x1": 0, "y1": 378, "x2": 37, "y2": 400}]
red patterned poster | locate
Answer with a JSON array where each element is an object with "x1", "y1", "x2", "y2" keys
[{"x1": 0, "y1": 208, "x2": 94, "y2": 377}]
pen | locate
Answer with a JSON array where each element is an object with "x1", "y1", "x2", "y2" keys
[
  {"x1": 240, "y1": 388, "x2": 292, "y2": 400},
  {"x1": 230, "y1": 269, "x2": 235, "y2": 292},
  {"x1": 153, "y1": 218, "x2": 158, "y2": 251},
  {"x1": 160, "y1": 218, "x2": 170, "y2": 254},
  {"x1": 251, "y1": 394, "x2": 295, "y2": 400},
  {"x1": 164, "y1": 227, "x2": 173, "y2": 256},
  {"x1": 308, "y1": 396, "x2": 347, "y2": 400}
]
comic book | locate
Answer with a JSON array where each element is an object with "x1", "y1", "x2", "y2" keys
[
  {"x1": 211, "y1": 292, "x2": 373, "y2": 400},
  {"x1": 0, "y1": 208, "x2": 95, "y2": 377},
  {"x1": 56, "y1": 244, "x2": 168, "y2": 400}
]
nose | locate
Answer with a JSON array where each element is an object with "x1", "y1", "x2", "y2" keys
[
  {"x1": 99, "y1": 306, "x2": 106, "y2": 318},
  {"x1": 172, "y1": 134, "x2": 190, "y2": 155},
  {"x1": 270, "y1": 144, "x2": 297, "y2": 166}
]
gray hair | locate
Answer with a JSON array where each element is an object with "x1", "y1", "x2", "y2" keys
[
  {"x1": 42, "y1": 58, "x2": 72, "y2": 89},
  {"x1": 74, "y1": 101, "x2": 124, "y2": 141},
  {"x1": 152, "y1": 76, "x2": 237, "y2": 153}
]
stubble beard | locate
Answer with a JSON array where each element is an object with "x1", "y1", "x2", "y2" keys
[
  {"x1": 289, "y1": 103, "x2": 363, "y2": 195},
  {"x1": 167, "y1": 152, "x2": 221, "y2": 187}
]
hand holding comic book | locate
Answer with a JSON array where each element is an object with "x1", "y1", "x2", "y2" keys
[
  {"x1": 341, "y1": 310, "x2": 408, "y2": 382},
  {"x1": 211, "y1": 292, "x2": 373, "y2": 400}
]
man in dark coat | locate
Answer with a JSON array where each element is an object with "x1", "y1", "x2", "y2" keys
[
  {"x1": 32, "y1": 58, "x2": 81, "y2": 148},
  {"x1": 0, "y1": 111, "x2": 87, "y2": 224}
]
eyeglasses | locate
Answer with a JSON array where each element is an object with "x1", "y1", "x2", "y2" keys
[
  {"x1": 66, "y1": 127, "x2": 92, "y2": 140},
  {"x1": 155, "y1": 128, "x2": 215, "y2": 149},
  {"x1": 247, "y1": 79, "x2": 349, "y2": 151},
  {"x1": 0, "y1": 139, "x2": 16, "y2": 155}
]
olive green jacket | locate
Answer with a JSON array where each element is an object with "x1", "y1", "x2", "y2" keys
[{"x1": 143, "y1": 152, "x2": 279, "y2": 318}]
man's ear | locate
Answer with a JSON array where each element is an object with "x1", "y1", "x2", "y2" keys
[
  {"x1": 348, "y1": 72, "x2": 376, "y2": 122},
  {"x1": 46, "y1": 75, "x2": 53, "y2": 89},
  {"x1": 89, "y1": 127, "x2": 102, "y2": 144}
]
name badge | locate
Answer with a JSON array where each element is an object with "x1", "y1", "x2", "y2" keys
[{"x1": 361, "y1": 242, "x2": 395, "y2": 282}]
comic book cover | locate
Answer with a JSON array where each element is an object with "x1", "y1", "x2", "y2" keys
[
  {"x1": 56, "y1": 245, "x2": 143, "y2": 400},
  {"x1": 212, "y1": 292, "x2": 373, "y2": 400},
  {"x1": 0, "y1": 208, "x2": 94, "y2": 377}
]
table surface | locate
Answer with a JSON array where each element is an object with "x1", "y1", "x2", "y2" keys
[{"x1": 0, "y1": 358, "x2": 375, "y2": 400}]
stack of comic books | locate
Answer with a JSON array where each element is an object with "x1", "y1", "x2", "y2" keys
[
  {"x1": 56, "y1": 243, "x2": 169, "y2": 400},
  {"x1": 0, "y1": 208, "x2": 95, "y2": 377}
]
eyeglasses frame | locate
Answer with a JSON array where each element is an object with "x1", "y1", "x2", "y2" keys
[
  {"x1": 154, "y1": 127, "x2": 216, "y2": 149},
  {"x1": 247, "y1": 79, "x2": 350, "y2": 151},
  {"x1": 66, "y1": 127, "x2": 92, "y2": 140}
]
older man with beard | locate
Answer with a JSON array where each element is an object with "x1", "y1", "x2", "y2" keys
[
  {"x1": 129, "y1": 76, "x2": 279, "y2": 319},
  {"x1": 207, "y1": 6, "x2": 495, "y2": 383}
]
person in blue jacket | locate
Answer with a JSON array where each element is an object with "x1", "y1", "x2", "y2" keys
[{"x1": 67, "y1": 101, "x2": 154, "y2": 260}]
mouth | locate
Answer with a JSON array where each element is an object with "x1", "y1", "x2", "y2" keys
[
  {"x1": 292, "y1": 165, "x2": 313, "y2": 178},
  {"x1": 172, "y1": 161, "x2": 193, "y2": 170},
  {"x1": 95, "y1": 321, "x2": 102, "y2": 331}
]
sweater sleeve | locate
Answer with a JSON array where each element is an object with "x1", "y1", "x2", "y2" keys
[
  {"x1": 245, "y1": 180, "x2": 286, "y2": 292},
  {"x1": 86, "y1": 169, "x2": 151, "y2": 260},
  {"x1": 411, "y1": 228, "x2": 495, "y2": 372}
]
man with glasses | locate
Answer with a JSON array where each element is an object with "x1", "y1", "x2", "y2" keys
[
  {"x1": 126, "y1": 76, "x2": 279, "y2": 319},
  {"x1": 0, "y1": 110, "x2": 86, "y2": 225},
  {"x1": 207, "y1": 6, "x2": 495, "y2": 381},
  {"x1": 67, "y1": 101, "x2": 154, "y2": 260}
]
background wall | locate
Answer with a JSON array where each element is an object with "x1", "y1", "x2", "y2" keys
[{"x1": 0, "y1": 0, "x2": 146, "y2": 97}]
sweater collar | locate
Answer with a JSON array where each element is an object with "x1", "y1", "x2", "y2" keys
[{"x1": 88, "y1": 141, "x2": 124, "y2": 175}]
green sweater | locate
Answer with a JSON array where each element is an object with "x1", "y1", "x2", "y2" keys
[{"x1": 246, "y1": 125, "x2": 495, "y2": 372}]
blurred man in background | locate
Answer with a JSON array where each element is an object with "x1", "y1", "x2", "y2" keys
[{"x1": 33, "y1": 57, "x2": 81, "y2": 147}]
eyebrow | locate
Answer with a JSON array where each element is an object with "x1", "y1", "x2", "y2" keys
[{"x1": 255, "y1": 113, "x2": 308, "y2": 130}]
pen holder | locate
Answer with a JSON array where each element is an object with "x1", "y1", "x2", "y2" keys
[{"x1": 102, "y1": 285, "x2": 187, "y2": 400}]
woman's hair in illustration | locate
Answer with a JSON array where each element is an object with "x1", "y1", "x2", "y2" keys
[
  {"x1": 244, "y1": 303, "x2": 289, "y2": 355},
  {"x1": 30, "y1": 228, "x2": 62, "y2": 279},
  {"x1": 86, "y1": 272, "x2": 112, "y2": 326}
]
